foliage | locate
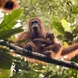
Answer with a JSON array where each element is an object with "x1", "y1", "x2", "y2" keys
[
  {"x1": 16, "y1": 0, "x2": 78, "y2": 78},
  {"x1": 12, "y1": 60, "x2": 78, "y2": 78},
  {"x1": 20, "y1": 0, "x2": 78, "y2": 43},
  {"x1": 0, "y1": 8, "x2": 23, "y2": 77},
  {"x1": 0, "y1": 69, "x2": 10, "y2": 78},
  {"x1": 0, "y1": 0, "x2": 78, "y2": 78}
]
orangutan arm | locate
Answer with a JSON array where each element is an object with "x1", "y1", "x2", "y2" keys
[{"x1": 15, "y1": 32, "x2": 30, "y2": 48}]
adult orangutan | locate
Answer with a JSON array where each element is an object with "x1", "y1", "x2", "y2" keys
[
  {"x1": 0, "y1": 0, "x2": 19, "y2": 12},
  {"x1": 16, "y1": 17, "x2": 78, "y2": 61}
]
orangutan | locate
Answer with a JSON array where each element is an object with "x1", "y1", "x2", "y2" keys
[{"x1": 16, "y1": 18, "x2": 78, "y2": 61}]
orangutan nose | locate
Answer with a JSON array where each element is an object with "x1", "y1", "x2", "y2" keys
[{"x1": 33, "y1": 27, "x2": 38, "y2": 32}]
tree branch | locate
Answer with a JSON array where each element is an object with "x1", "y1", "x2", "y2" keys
[{"x1": 0, "y1": 40, "x2": 78, "y2": 70}]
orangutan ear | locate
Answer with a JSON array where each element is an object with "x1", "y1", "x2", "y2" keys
[{"x1": 0, "y1": 0, "x2": 19, "y2": 12}]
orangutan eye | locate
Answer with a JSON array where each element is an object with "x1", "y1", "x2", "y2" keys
[{"x1": 31, "y1": 21, "x2": 39, "y2": 25}]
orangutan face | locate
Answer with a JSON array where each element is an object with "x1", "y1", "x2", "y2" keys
[{"x1": 30, "y1": 20, "x2": 41, "y2": 34}]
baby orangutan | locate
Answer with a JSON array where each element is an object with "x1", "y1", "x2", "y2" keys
[{"x1": 16, "y1": 18, "x2": 78, "y2": 62}]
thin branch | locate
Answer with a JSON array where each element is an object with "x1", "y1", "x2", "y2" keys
[{"x1": 0, "y1": 40, "x2": 78, "y2": 70}]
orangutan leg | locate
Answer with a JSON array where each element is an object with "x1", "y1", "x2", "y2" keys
[
  {"x1": 52, "y1": 47, "x2": 63, "y2": 58},
  {"x1": 61, "y1": 49, "x2": 78, "y2": 60}
]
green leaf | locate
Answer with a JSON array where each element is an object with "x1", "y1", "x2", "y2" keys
[
  {"x1": 52, "y1": 21, "x2": 65, "y2": 35},
  {"x1": 73, "y1": 26, "x2": 78, "y2": 34},
  {"x1": 0, "y1": 69, "x2": 10, "y2": 78},
  {"x1": 0, "y1": 27, "x2": 23, "y2": 39},
  {"x1": 71, "y1": 5, "x2": 78, "y2": 14},
  {"x1": 61, "y1": 19, "x2": 71, "y2": 32},
  {"x1": 0, "y1": 8, "x2": 23, "y2": 31},
  {"x1": 0, "y1": 52, "x2": 13, "y2": 69}
]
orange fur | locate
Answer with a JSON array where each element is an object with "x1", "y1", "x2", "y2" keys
[{"x1": 16, "y1": 18, "x2": 78, "y2": 64}]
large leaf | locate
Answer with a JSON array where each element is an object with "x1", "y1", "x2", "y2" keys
[
  {"x1": 0, "y1": 27, "x2": 23, "y2": 39},
  {"x1": 0, "y1": 69, "x2": 10, "y2": 78},
  {"x1": 0, "y1": 52, "x2": 13, "y2": 78},
  {"x1": 52, "y1": 21, "x2": 65, "y2": 35},
  {"x1": 61, "y1": 19, "x2": 71, "y2": 32},
  {"x1": 0, "y1": 52, "x2": 13, "y2": 69},
  {"x1": 0, "y1": 8, "x2": 23, "y2": 31}
]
